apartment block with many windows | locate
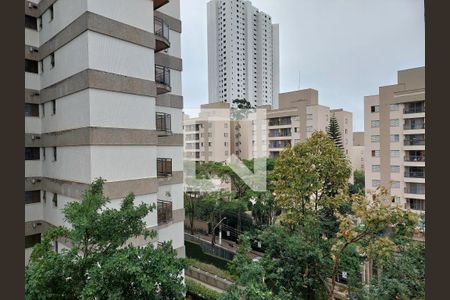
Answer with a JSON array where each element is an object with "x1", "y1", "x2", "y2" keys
[
  {"x1": 263, "y1": 89, "x2": 353, "y2": 161},
  {"x1": 24, "y1": 0, "x2": 184, "y2": 263},
  {"x1": 364, "y1": 67, "x2": 425, "y2": 212},
  {"x1": 207, "y1": 0, "x2": 280, "y2": 107}
]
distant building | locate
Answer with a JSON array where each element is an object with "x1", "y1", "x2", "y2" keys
[
  {"x1": 207, "y1": 0, "x2": 280, "y2": 107},
  {"x1": 364, "y1": 67, "x2": 425, "y2": 212},
  {"x1": 352, "y1": 132, "x2": 365, "y2": 172}
]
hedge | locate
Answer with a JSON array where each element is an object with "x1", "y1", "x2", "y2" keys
[{"x1": 186, "y1": 278, "x2": 222, "y2": 300}]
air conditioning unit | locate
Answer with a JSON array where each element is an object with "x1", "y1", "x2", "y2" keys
[
  {"x1": 28, "y1": 2, "x2": 38, "y2": 9},
  {"x1": 33, "y1": 92, "x2": 40, "y2": 96},
  {"x1": 29, "y1": 46, "x2": 38, "y2": 53},
  {"x1": 31, "y1": 178, "x2": 36, "y2": 184},
  {"x1": 31, "y1": 135, "x2": 40, "y2": 140}
]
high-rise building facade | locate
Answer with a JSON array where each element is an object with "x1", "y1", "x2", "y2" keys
[
  {"x1": 364, "y1": 67, "x2": 425, "y2": 212},
  {"x1": 352, "y1": 132, "x2": 365, "y2": 172},
  {"x1": 25, "y1": 0, "x2": 184, "y2": 263},
  {"x1": 207, "y1": 0, "x2": 280, "y2": 108}
]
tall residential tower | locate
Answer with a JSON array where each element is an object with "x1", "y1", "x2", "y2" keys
[
  {"x1": 207, "y1": 0, "x2": 280, "y2": 108},
  {"x1": 25, "y1": 0, "x2": 184, "y2": 263}
]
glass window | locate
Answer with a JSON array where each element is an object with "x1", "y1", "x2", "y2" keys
[
  {"x1": 389, "y1": 104, "x2": 399, "y2": 111},
  {"x1": 25, "y1": 103, "x2": 39, "y2": 117},
  {"x1": 391, "y1": 181, "x2": 400, "y2": 189},
  {"x1": 390, "y1": 119, "x2": 399, "y2": 127},
  {"x1": 371, "y1": 135, "x2": 380, "y2": 143},
  {"x1": 371, "y1": 105, "x2": 379, "y2": 113},
  {"x1": 371, "y1": 120, "x2": 380, "y2": 128},
  {"x1": 390, "y1": 150, "x2": 400, "y2": 158},
  {"x1": 390, "y1": 134, "x2": 400, "y2": 142},
  {"x1": 372, "y1": 165, "x2": 380, "y2": 172},
  {"x1": 390, "y1": 165, "x2": 400, "y2": 173}
]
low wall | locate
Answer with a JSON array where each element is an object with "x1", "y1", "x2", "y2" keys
[{"x1": 186, "y1": 267, "x2": 233, "y2": 292}]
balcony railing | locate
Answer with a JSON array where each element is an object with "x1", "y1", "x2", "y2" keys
[
  {"x1": 155, "y1": 65, "x2": 171, "y2": 94},
  {"x1": 154, "y1": 17, "x2": 170, "y2": 52},
  {"x1": 404, "y1": 139, "x2": 425, "y2": 146},
  {"x1": 157, "y1": 158, "x2": 172, "y2": 177},
  {"x1": 404, "y1": 155, "x2": 425, "y2": 162},
  {"x1": 404, "y1": 102, "x2": 425, "y2": 114},
  {"x1": 404, "y1": 123, "x2": 425, "y2": 130},
  {"x1": 404, "y1": 171, "x2": 425, "y2": 178},
  {"x1": 157, "y1": 200, "x2": 173, "y2": 224},
  {"x1": 404, "y1": 186, "x2": 425, "y2": 195},
  {"x1": 269, "y1": 129, "x2": 291, "y2": 137},
  {"x1": 156, "y1": 112, "x2": 171, "y2": 133},
  {"x1": 268, "y1": 117, "x2": 291, "y2": 126}
]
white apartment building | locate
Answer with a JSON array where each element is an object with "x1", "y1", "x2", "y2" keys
[
  {"x1": 25, "y1": 0, "x2": 184, "y2": 263},
  {"x1": 207, "y1": 0, "x2": 280, "y2": 108},
  {"x1": 364, "y1": 67, "x2": 425, "y2": 212}
]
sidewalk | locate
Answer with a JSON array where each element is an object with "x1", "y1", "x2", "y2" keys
[{"x1": 186, "y1": 231, "x2": 264, "y2": 259}]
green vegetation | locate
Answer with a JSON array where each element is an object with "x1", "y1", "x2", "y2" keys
[
  {"x1": 186, "y1": 258, "x2": 236, "y2": 282},
  {"x1": 186, "y1": 278, "x2": 222, "y2": 300},
  {"x1": 219, "y1": 132, "x2": 424, "y2": 300},
  {"x1": 326, "y1": 115, "x2": 343, "y2": 149},
  {"x1": 349, "y1": 169, "x2": 365, "y2": 195},
  {"x1": 25, "y1": 178, "x2": 186, "y2": 299}
]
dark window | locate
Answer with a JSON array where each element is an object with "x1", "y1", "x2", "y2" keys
[
  {"x1": 25, "y1": 147, "x2": 40, "y2": 160},
  {"x1": 50, "y1": 53, "x2": 55, "y2": 68},
  {"x1": 42, "y1": 147, "x2": 46, "y2": 160},
  {"x1": 53, "y1": 147, "x2": 57, "y2": 161},
  {"x1": 25, "y1": 15, "x2": 37, "y2": 30},
  {"x1": 25, "y1": 234, "x2": 41, "y2": 248},
  {"x1": 49, "y1": 5, "x2": 54, "y2": 21},
  {"x1": 156, "y1": 112, "x2": 171, "y2": 132},
  {"x1": 52, "y1": 193, "x2": 58, "y2": 207},
  {"x1": 25, "y1": 59, "x2": 38, "y2": 73},
  {"x1": 41, "y1": 103, "x2": 45, "y2": 117},
  {"x1": 25, "y1": 191, "x2": 41, "y2": 204},
  {"x1": 155, "y1": 65, "x2": 170, "y2": 86},
  {"x1": 157, "y1": 158, "x2": 172, "y2": 177},
  {"x1": 43, "y1": 191, "x2": 47, "y2": 203},
  {"x1": 25, "y1": 103, "x2": 39, "y2": 117},
  {"x1": 40, "y1": 60, "x2": 44, "y2": 73},
  {"x1": 157, "y1": 200, "x2": 173, "y2": 224},
  {"x1": 51, "y1": 100, "x2": 56, "y2": 115}
]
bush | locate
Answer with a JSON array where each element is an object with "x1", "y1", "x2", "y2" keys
[
  {"x1": 186, "y1": 258, "x2": 236, "y2": 282},
  {"x1": 186, "y1": 278, "x2": 222, "y2": 300}
]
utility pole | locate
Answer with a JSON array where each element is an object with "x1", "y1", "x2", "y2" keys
[{"x1": 211, "y1": 217, "x2": 227, "y2": 246}]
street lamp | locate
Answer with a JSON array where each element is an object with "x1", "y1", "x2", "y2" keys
[{"x1": 211, "y1": 217, "x2": 227, "y2": 246}]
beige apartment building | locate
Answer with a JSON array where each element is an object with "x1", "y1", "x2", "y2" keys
[
  {"x1": 184, "y1": 89, "x2": 354, "y2": 174},
  {"x1": 262, "y1": 89, "x2": 353, "y2": 160},
  {"x1": 352, "y1": 132, "x2": 365, "y2": 172},
  {"x1": 364, "y1": 67, "x2": 425, "y2": 212}
]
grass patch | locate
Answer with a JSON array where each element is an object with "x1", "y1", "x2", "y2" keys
[{"x1": 186, "y1": 278, "x2": 222, "y2": 300}]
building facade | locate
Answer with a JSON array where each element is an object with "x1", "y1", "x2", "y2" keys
[
  {"x1": 352, "y1": 132, "x2": 365, "y2": 172},
  {"x1": 364, "y1": 67, "x2": 425, "y2": 212},
  {"x1": 263, "y1": 89, "x2": 353, "y2": 161},
  {"x1": 207, "y1": 0, "x2": 280, "y2": 108},
  {"x1": 25, "y1": 0, "x2": 184, "y2": 263}
]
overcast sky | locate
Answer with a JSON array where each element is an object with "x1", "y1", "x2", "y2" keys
[{"x1": 180, "y1": 0, "x2": 425, "y2": 131}]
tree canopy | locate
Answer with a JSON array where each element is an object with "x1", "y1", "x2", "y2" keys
[
  {"x1": 326, "y1": 115, "x2": 343, "y2": 150},
  {"x1": 25, "y1": 178, "x2": 186, "y2": 299}
]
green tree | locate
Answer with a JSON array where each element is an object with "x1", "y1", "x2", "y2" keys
[
  {"x1": 326, "y1": 115, "x2": 343, "y2": 150},
  {"x1": 25, "y1": 178, "x2": 186, "y2": 299},
  {"x1": 273, "y1": 131, "x2": 351, "y2": 228},
  {"x1": 349, "y1": 169, "x2": 365, "y2": 195},
  {"x1": 366, "y1": 240, "x2": 425, "y2": 299},
  {"x1": 327, "y1": 188, "x2": 419, "y2": 300}
]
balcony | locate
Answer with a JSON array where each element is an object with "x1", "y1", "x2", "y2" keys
[
  {"x1": 157, "y1": 158, "x2": 172, "y2": 177},
  {"x1": 404, "y1": 134, "x2": 425, "y2": 146},
  {"x1": 157, "y1": 200, "x2": 173, "y2": 225},
  {"x1": 405, "y1": 155, "x2": 425, "y2": 162},
  {"x1": 269, "y1": 140, "x2": 291, "y2": 149},
  {"x1": 154, "y1": 17, "x2": 170, "y2": 52},
  {"x1": 404, "y1": 101, "x2": 425, "y2": 114},
  {"x1": 154, "y1": 0, "x2": 169, "y2": 10},
  {"x1": 268, "y1": 117, "x2": 291, "y2": 126},
  {"x1": 156, "y1": 112, "x2": 171, "y2": 135},
  {"x1": 404, "y1": 183, "x2": 425, "y2": 195},
  {"x1": 403, "y1": 118, "x2": 425, "y2": 130},
  {"x1": 155, "y1": 65, "x2": 171, "y2": 95},
  {"x1": 404, "y1": 170, "x2": 425, "y2": 178},
  {"x1": 269, "y1": 128, "x2": 291, "y2": 137}
]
